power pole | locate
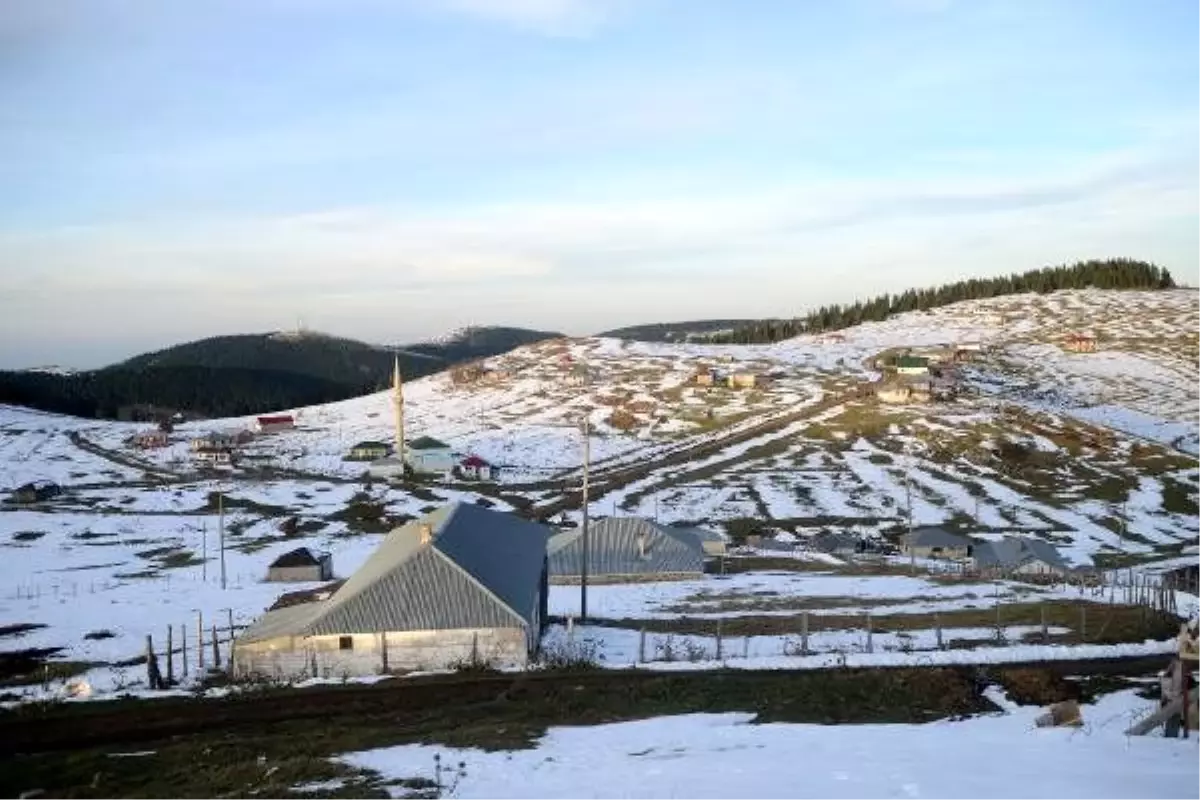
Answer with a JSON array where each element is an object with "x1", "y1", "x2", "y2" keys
[
  {"x1": 201, "y1": 521, "x2": 208, "y2": 583},
  {"x1": 905, "y1": 448, "x2": 915, "y2": 574},
  {"x1": 580, "y1": 417, "x2": 591, "y2": 622},
  {"x1": 218, "y1": 485, "x2": 227, "y2": 591}
]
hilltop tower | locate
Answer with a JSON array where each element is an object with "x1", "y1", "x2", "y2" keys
[{"x1": 392, "y1": 353, "x2": 406, "y2": 465}]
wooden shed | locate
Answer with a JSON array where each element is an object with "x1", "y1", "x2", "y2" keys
[{"x1": 266, "y1": 547, "x2": 334, "y2": 583}]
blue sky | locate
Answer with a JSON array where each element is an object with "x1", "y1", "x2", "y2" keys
[{"x1": 1, "y1": 0, "x2": 1197, "y2": 368}]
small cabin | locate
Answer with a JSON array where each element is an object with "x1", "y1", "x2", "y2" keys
[
  {"x1": 347, "y1": 441, "x2": 391, "y2": 462},
  {"x1": 405, "y1": 436, "x2": 456, "y2": 475},
  {"x1": 255, "y1": 415, "x2": 296, "y2": 434},
  {"x1": 459, "y1": 455, "x2": 497, "y2": 481},
  {"x1": 266, "y1": 547, "x2": 333, "y2": 583},
  {"x1": 134, "y1": 430, "x2": 170, "y2": 449}
]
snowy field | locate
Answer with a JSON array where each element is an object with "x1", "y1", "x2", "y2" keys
[
  {"x1": 339, "y1": 688, "x2": 1198, "y2": 799},
  {"x1": 1, "y1": 288, "x2": 1197, "y2": 703}
]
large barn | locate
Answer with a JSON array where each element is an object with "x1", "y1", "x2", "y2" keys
[
  {"x1": 547, "y1": 517, "x2": 707, "y2": 584},
  {"x1": 233, "y1": 502, "x2": 551, "y2": 679}
]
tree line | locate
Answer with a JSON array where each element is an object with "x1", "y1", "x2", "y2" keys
[{"x1": 705, "y1": 259, "x2": 1176, "y2": 344}]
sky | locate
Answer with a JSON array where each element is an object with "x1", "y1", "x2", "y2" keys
[{"x1": 1, "y1": 0, "x2": 1197, "y2": 368}]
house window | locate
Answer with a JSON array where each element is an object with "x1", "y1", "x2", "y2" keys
[{"x1": 338, "y1": 636, "x2": 353, "y2": 651}]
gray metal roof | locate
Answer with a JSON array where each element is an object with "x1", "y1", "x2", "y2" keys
[
  {"x1": 974, "y1": 536, "x2": 1068, "y2": 570},
  {"x1": 239, "y1": 502, "x2": 549, "y2": 642},
  {"x1": 669, "y1": 525, "x2": 726, "y2": 545},
  {"x1": 548, "y1": 517, "x2": 705, "y2": 578},
  {"x1": 903, "y1": 527, "x2": 973, "y2": 548}
]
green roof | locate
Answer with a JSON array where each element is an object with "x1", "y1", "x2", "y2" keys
[
  {"x1": 409, "y1": 436, "x2": 451, "y2": 450},
  {"x1": 896, "y1": 356, "x2": 929, "y2": 368},
  {"x1": 350, "y1": 440, "x2": 390, "y2": 450}
]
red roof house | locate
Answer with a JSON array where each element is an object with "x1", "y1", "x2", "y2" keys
[{"x1": 255, "y1": 414, "x2": 296, "y2": 433}]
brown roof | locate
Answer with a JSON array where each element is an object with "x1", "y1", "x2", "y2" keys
[{"x1": 267, "y1": 579, "x2": 346, "y2": 611}]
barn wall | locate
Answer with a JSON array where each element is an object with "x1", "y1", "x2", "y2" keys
[
  {"x1": 266, "y1": 565, "x2": 324, "y2": 582},
  {"x1": 233, "y1": 627, "x2": 530, "y2": 681},
  {"x1": 549, "y1": 570, "x2": 702, "y2": 586}
]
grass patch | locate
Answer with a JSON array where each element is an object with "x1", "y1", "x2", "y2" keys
[
  {"x1": 1161, "y1": 478, "x2": 1199, "y2": 516},
  {"x1": 584, "y1": 601, "x2": 1179, "y2": 643},
  {"x1": 12, "y1": 532, "x2": 45, "y2": 542},
  {"x1": 0, "y1": 667, "x2": 997, "y2": 797}
]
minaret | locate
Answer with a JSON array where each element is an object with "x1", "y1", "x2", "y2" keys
[{"x1": 392, "y1": 353, "x2": 405, "y2": 464}]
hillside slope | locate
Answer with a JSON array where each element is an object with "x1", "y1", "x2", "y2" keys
[{"x1": 0, "y1": 326, "x2": 562, "y2": 419}]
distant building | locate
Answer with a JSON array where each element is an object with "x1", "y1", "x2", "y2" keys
[
  {"x1": 8, "y1": 480, "x2": 62, "y2": 505},
  {"x1": 405, "y1": 436, "x2": 456, "y2": 475},
  {"x1": 694, "y1": 370, "x2": 716, "y2": 387},
  {"x1": 346, "y1": 441, "x2": 391, "y2": 462},
  {"x1": 193, "y1": 447, "x2": 234, "y2": 468},
  {"x1": 548, "y1": 518, "x2": 706, "y2": 584},
  {"x1": 459, "y1": 454, "x2": 497, "y2": 481},
  {"x1": 900, "y1": 527, "x2": 974, "y2": 560},
  {"x1": 133, "y1": 429, "x2": 170, "y2": 449},
  {"x1": 266, "y1": 547, "x2": 334, "y2": 583},
  {"x1": 191, "y1": 432, "x2": 238, "y2": 451},
  {"x1": 971, "y1": 536, "x2": 1069, "y2": 576},
  {"x1": 255, "y1": 415, "x2": 296, "y2": 433},
  {"x1": 895, "y1": 356, "x2": 930, "y2": 375},
  {"x1": 233, "y1": 503, "x2": 551, "y2": 679},
  {"x1": 1063, "y1": 333, "x2": 1097, "y2": 353},
  {"x1": 727, "y1": 373, "x2": 757, "y2": 389},
  {"x1": 810, "y1": 531, "x2": 861, "y2": 556}
]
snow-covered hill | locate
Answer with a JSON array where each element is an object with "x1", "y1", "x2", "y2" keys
[{"x1": 0, "y1": 288, "x2": 1196, "y2": 701}]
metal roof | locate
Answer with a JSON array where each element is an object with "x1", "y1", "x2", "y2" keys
[
  {"x1": 269, "y1": 547, "x2": 323, "y2": 568},
  {"x1": 548, "y1": 517, "x2": 705, "y2": 578},
  {"x1": 903, "y1": 527, "x2": 973, "y2": 548},
  {"x1": 974, "y1": 536, "x2": 1068, "y2": 570},
  {"x1": 239, "y1": 502, "x2": 550, "y2": 643},
  {"x1": 409, "y1": 436, "x2": 451, "y2": 451}
]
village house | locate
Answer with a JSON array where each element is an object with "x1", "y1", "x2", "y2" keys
[
  {"x1": 810, "y1": 531, "x2": 862, "y2": 556},
  {"x1": 255, "y1": 414, "x2": 296, "y2": 434},
  {"x1": 727, "y1": 372, "x2": 757, "y2": 389},
  {"x1": 1063, "y1": 333, "x2": 1098, "y2": 353},
  {"x1": 405, "y1": 436, "x2": 456, "y2": 475},
  {"x1": 233, "y1": 502, "x2": 551, "y2": 679},
  {"x1": 900, "y1": 527, "x2": 974, "y2": 560},
  {"x1": 133, "y1": 429, "x2": 170, "y2": 449},
  {"x1": 548, "y1": 518, "x2": 707, "y2": 584},
  {"x1": 346, "y1": 441, "x2": 391, "y2": 462},
  {"x1": 894, "y1": 355, "x2": 931, "y2": 376},
  {"x1": 458, "y1": 455, "x2": 497, "y2": 481},
  {"x1": 7, "y1": 480, "x2": 62, "y2": 505},
  {"x1": 266, "y1": 547, "x2": 334, "y2": 583},
  {"x1": 693, "y1": 370, "x2": 716, "y2": 387},
  {"x1": 970, "y1": 536, "x2": 1069, "y2": 576},
  {"x1": 190, "y1": 431, "x2": 240, "y2": 451},
  {"x1": 193, "y1": 447, "x2": 234, "y2": 468}
]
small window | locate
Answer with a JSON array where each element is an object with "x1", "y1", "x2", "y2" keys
[{"x1": 338, "y1": 636, "x2": 353, "y2": 651}]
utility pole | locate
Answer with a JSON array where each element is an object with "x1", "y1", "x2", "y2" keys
[
  {"x1": 201, "y1": 520, "x2": 208, "y2": 582},
  {"x1": 218, "y1": 485, "x2": 227, "y2": 591},
  {"x1": 905, "y1": 446, "x2": 915, "y2": 574},
  {"x1": 580, "y1": 416, "x2": 591, "y2": 622},
  {"x1": 1118, "y1": 499, "x2": 1127, "y2": 553}
]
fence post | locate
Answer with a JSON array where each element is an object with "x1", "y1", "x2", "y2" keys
[
  {"x1": 801, "y1": 612, "x2": 809, "y2": 656},
  {"x1": 865, "y1": 613, "x2": 873, "y2": 654},
  {"x1": 742, "y1": 636, "x2": 750, "y2": 659},
  {"x1": 638, "y1": 628, "x2": 646, "y2": 663},
  {"x1": 197, "y1": 612, "x2": 205, "y2": 673},
  {"x1": 716, "y1": 618, "x2": 724, "y2": 661},
  {"x1": 145, "y1": 634, "x2": 162, "y2": 690},
  {"x1": 1041, "y1": 606, "x2": 1048, "y2": 641},
  {"x1": 211, "y1": 624, "x2": 221, "y2": 669},
  {"x1": 935, "y1": 613, "x2": 944, "y2": 650},
  {"x1": 471, "y1": 632, "x2": 479, "y2": 664},
  {"x1": 181, "y1": 624, "x2": 188, "y2": 678},
  {"x1": 381, "y1": 632, "x2": 389, "y2": 674},
  {"x1": 166, "y1": 626, "x2": 174, "y2": 686}
]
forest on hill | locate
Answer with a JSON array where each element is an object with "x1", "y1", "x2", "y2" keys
[
  {"x1": 0, "y1": 326, "x2": 560, "y2": 420},
  {"x1": 705, "y1": 259, "x2": 1176, "y2": 344}
]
